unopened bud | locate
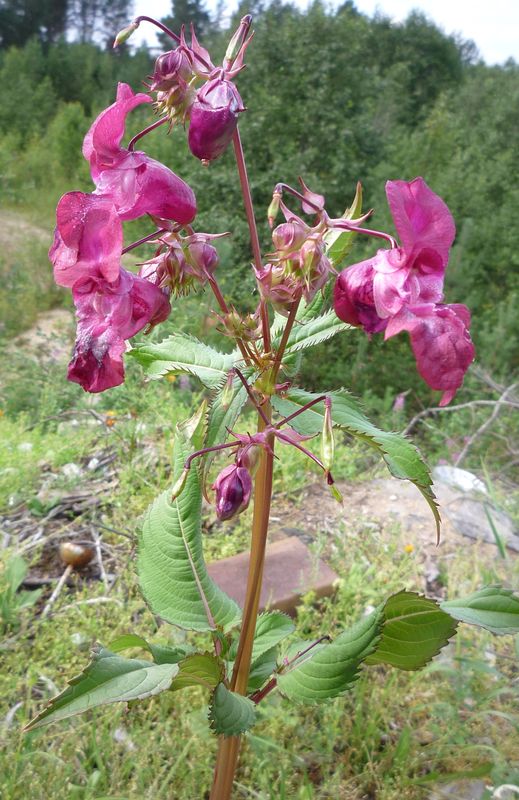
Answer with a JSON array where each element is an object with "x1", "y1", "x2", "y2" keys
[
  {"x1": 113, "y1": 21, "x2": 139, "y2": 48},
  {"x1": 329, "y1": 482, "x2": 343, "y2": 504},
  {"x1": 224, "y1": 15, "x2": 252, "y2": 64},
  {"x1": 221, "y1": 371, "x2": 235, "y2": 409},
  {"x1": 212, "y1": 464, "x2": 252, "y2": 521},
  {"x1": 320, "y1": 397, "x2": 334, "y2": 470},
  {"x1": 171, "y1": 468, "x2": 189, "y2": 501},
  {"x1": 267, "y1": 191, "x2": 282, "y2": 228}
]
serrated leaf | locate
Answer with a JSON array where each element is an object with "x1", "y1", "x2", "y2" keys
[
  {"x1": 271, "y1": 311, "x2": 350, "y2": 359},
  {"x1": 272, "y1": 389, "x2": 440, "y2": 542},
  {"x1": 128, "y1": 333, "x2": 235, "y2": 388},
  {"x1": 109, "y1": 634, "x2": 188, "y2": 665},
  {"x1": 170, "y1": 653, "x2": 224, "y2": 691},
  {"x1": 323, "y1": 182, "x2": 363, "y2": 268},
  {"x1": 25, "y1": 646, "x2": 179, "y2": 730},
  {"x1": 209, "y1": 683, "x2": 256, "y2": 736},
  {"x1": 366, "y1": 591, "x2": 458, "y2": 670},
  {"x1": 277, "y1": 609, "x2": 382, "y2": 703},
  {"x1": 178, "y1": 399, "x2": 208, "y2": 451},
  {"x1": 229, "y1": 612, "x2": 294, "y2": 663},
  {"x1": 246, "y1": 647, "x2": 278, "y2": 692},
  {"x1": 138, "y1": 428, "x2": 241, "y2": 632},
  {"x1": 441, "y1": 587, "x2": 519, "y2": 635}
]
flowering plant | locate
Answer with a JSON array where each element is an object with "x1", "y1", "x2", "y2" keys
[{"x1": 27, "y1": 14, "x2": 519, "y2": 799}]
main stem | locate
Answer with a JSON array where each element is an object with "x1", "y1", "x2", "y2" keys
[
  {"x1": 210, "y1": 127, "x2": 276, "y2": 800},
  {"x1": 209, "y1": 409, "x2": 274, "y2": 800}
]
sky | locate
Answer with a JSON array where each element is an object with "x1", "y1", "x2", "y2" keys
[{"x1": 131, "y1": 0, "x2": 519, "y2": 65}]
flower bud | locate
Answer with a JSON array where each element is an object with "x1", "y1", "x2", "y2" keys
[
  {"x1": 212, "y1": 464, "x2": 252, "y2": 521},
  {"x1": 320, "y1": 398, "x2": 334, "y2": 471},
  {"x1": 272, "y1": 221, "x2": 308, "y2": 255},
  {"x1": 267, "y1": 190, "x2": 282, "y2": 228},
  {"x1": 150, "y1": 48, "x2": 192, "y2": 92},
  {"x1": 171, "y1": 468, "x2": 189, "y2": 501},
  {"x1": 113, "y1": 21, "x2": 139, "y2": 48},
  {"x1": 188, "y1": 78, "x2": 244, "y2": 162}
]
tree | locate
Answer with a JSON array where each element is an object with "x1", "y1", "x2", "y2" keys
[
  {"x1": 159, "y1": 0, "x2": 212, "y2": 45},
  {"x1": 67, "y1": 0, "x2": 134, "y2": 48},
  {"x1": 0, "y1": 0, "x2": 68, "y2": 49}
]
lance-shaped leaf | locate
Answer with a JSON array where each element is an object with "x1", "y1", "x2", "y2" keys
[
  {"x1": 277, "y1": 609, "x2": 382, "y2": 703},
  {"x1": 272, "y1": 389, "x2": 440, "y2": 541},
  {"x1": 270, "y1": 311, "x2": 350, "y2": 363},
  {"x1": 365, "y1": 591, "x2": 458, "y2": 670},
  {"x1": 109, "y1": 634, "x2": 188, "y2": 665},
  {"x1": 441, "y1": 587, "x2": 519, "y2": 635},
  {"x1": 209, "y1": 683, "x2": 256, "y2": 736},
  {"x1": 138, "y1": 428, "x2": 241, "y2": 632},
  {"x1": 128, "y1": 333, "x2": 235, "y2": 388},
  {"x1": 25, "y1": 647, "x2": 179, "y2": 731},
  {"x1": 324, "y1": 181, "x2": 363, "y2": 268}
]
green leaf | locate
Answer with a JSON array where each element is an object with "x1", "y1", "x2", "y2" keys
[
  {"x1": 366, "y1": 591, "x2": 458, "y2": 670},
  {"x1": 209, "y1": 683, "x2": 256, "y2": 736},
  {"x1": 271, "y1": 310, "x2": 350, "y2": 359},
  {"x1": 272, "y1": 389, "x2": 440, "y2": 541},
  {"x1": 109, "y1": 634, "x2": 188, "y2": 665},
  {"x1": 229, "y1": 612, "x2": 294, "y2": 663},
  {"x1": 138, "y1": 428, "x2": 241, "y2": 632},
  {"x1": 5, "y1": 555, "x2": 28, "y2": 593},
  {"x1": 323, "y1": 182, "x2": 363, "y2": 268},
  {"x1": 246, "y1": 647, "x2": 278, "y2": 692},
  {"x1": 25, "y1": 646, "x2": 179, "y2": 731},
  {"x1": 170, "y1": 653, "x2": 224, "y2": 691},
  {"x1": 277, "y1": 609, "x2": 382, "y2": 703},
  {"x1": 128, "y1": 333, "x2": 235, "y2": 388},
  {"x1": 441, "y1": 587, "x2": 519, "y2": 635},
  {"x1": 204, "y1": 376, "x2": 248, "y2": 452}
]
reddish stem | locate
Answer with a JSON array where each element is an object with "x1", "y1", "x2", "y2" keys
[
  {"x1": 121, "y1": 228, "x2": 167, "y2": 255},
  {"x1": 133, "y1": 15, "x2": 180, "y2": 43},
  {"x1": 232, "y1": 128, "x2": 271, "y2": 353},
  {"x1": 332, "y1": 220, "x2": 398, "y2": 249},
  {"x1": 128, "y1": 116, "x2": 168, "y2": 151}
]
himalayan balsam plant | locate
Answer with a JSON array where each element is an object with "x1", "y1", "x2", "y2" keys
[{"x1": 26, "y1": 14, "x2": 519, "y2": 799}]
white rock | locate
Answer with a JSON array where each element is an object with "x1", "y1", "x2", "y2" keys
[
  {"x1": 18, "y1": 442, "x2": 33, "y2": 452},
  {"x1": 433, "y1": 465, "x2": 487, "y2": 495},
  {"x1": 61, "y1": 462, "x2": 82, "y2": 479}
]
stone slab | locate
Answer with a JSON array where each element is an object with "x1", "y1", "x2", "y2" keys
[{"x1": 207, "y1": 536, "x2": 339, "y2": 615}]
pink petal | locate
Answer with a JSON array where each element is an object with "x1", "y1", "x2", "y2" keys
[
  {"x1": 83, "y1": 82, "x2": 151, "y2": 179},
  {"x1": 334, "y1": 259, "x2": 387, "y2": 334},
  {"x1": 68, "y1": 269, "x2": 170, "y2": 393},
  {"x1": 385, "y1": 178, "x2": 455, "y2": 274},
  {"x1": 94, "y1": 152, "x2": 196, "y2": 224},
  {"x1": 385, "y1": 303, "x2": 475, "y2": 405},
  {"x1": 50, "y1": 192, "x2": 122, "y2": 287}
]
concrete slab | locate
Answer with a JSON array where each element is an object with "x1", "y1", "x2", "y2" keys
[{"x1": 207, "y1": 536, "x2": 339, "y2": 615}]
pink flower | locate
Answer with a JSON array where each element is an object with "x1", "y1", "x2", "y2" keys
[
  {"x1": 212, "y1": 463, "x2": 252, "y2": 521},
  {"x1": 68, "y1": 269, "x2": 170, "y2": 393},
  {"x1": 333, "y1": 178, "x2": 475, "y2": 403},
  {"x1": 385, "y1": 303, "x2": 475, "y2": 406},
  {"x1": 83, "y1": 83, "x2": 196, "y2": 223},
  {"x1": 49, "y1": 192, "x2": 122, "y2": 288}
]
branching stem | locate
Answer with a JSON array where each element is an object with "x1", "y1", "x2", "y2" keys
[{"x1": 133, "y1": 15, "x2": 180, "y2": 43}]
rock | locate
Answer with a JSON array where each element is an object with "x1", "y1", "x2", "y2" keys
[
  {"x1": 207, "y1": 537, "x2": 339, "y2": 614},
  {"x1": 428, "y1": 779, "x2": 486, "y2": 799},
  {"x1": 61, "y1": 462, "x2": 82, "y2": 479},
  {"x1": 433, "y1": 466, "x2": 487, "y2": 495}
]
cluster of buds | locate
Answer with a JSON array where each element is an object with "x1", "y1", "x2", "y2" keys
[
  {"x1": 138, "y1": 230, "x2": 226, "y2": 297},
  {"x1": 256, "y1": 178, "x2": 367, "y2": 315},
  {"x1": 126, "y1": 16, "x2": 253, "y2": 162},
  {"x1": 216, "y1": 307, "x2": 263, "y2": 343}
]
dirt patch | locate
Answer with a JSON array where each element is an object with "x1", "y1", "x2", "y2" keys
[
  {"x1": 0, "y1": 211, "x2": 48, "y2": 259},
  {"x1": 10, "y1": 307, "x2": 74, "y2": 363}
]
